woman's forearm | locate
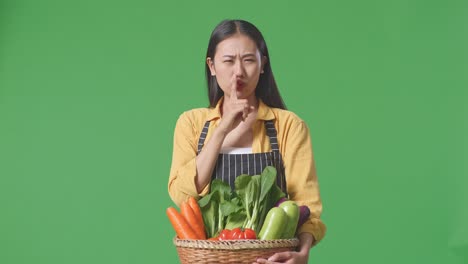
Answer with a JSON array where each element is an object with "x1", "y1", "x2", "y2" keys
[
  {"x1": 298, "y1": 232, "x2": 314, "y2": 255},
  {"x1": 195, "y1": 128, "x2": 227, "y2": 192}
]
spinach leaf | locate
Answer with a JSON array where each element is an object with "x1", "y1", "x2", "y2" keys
[
  {"x1": 199, "y1": 196, "x2": 218, "y2": 238},
  {"x1": 260, "y1": 166, "x2": 277, "y2": 202},
  {"x1": 224, "y1": 212, "x2": 246, "y2": 230},
  {"x1": 211, "y1": 179, "x2": 231, "y2": 201}
]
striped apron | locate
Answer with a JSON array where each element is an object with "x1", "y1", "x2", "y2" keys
[{"x1": 197, "y1": 120, "x2": 287, "y2": 194}]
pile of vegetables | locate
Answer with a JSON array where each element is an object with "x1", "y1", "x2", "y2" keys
[
  {"x1": 167, "y1": 166, "x2": 311, "y2": 241},
  {"x1": 198, "y1": 166, "x2": 284, "y2": 238}
]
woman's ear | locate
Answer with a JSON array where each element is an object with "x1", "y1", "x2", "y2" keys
[
  {"x1": 261, "y1": 56, "x2": 268, "y2": 73},
  {"x1": 206, "y1": 57, "x2": 216, "y2": 76}
]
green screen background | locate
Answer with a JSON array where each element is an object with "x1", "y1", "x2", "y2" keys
[{"x1": 1, "y1": 0, "x2": 466, "y2": 263}]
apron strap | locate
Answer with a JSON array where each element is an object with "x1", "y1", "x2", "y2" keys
[
  {"x1": 197, "y1": 121, "x2": 211, "y2": 154},
  {"x1": 264, "y1": 120, "x2": 280, "y2": 152},
  {"x1": 264, "y1": 120, "x2": 286, "y2": 192}
]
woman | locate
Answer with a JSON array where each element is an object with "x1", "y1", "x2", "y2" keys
[{"x1": 168, "y1": 19, "x2": 326, "y2": 263}]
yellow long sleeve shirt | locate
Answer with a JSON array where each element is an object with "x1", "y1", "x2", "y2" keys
[{"x1": 168, "y1": 97, "x2": 326, "y2": 245}]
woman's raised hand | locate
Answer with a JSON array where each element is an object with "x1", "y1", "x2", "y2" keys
[{"x1": 217, "y1": 77, "x2": 255, "y2": 135}]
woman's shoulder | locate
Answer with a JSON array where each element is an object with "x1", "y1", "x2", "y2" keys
[
  {"x1": 269, "y1": 108, "x2": 312, "y2": 140},
  {"x1": 269, "y1": 107, "x2": 307, "y2": 127},
  {"x1": 179, "y1": 107, "x2": 211, "y2": 118},
  {"x1": 175, "y1": 107, "x2": 213, "y2": 126}
]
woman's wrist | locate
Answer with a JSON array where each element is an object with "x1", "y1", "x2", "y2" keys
[
  {"x1": 214, "y1": 122, "x2": 230, "y2": 137},
  {"x1": 298, "y1": 232, "x2": 314, "y2": 254}
]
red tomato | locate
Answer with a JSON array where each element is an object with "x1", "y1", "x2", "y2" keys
[
  {"x1": 229, "y1": 228, "x2": 243, "y2": 239},
  {"x1": 243, "y1": 228, "x2": 257, "y2": 239},
  {"x1": 218, "y1": 229, "x2": 231, "y2": 240},
  {"x1": 229, "y1": 228, "x2": 257, "y2": 240}
]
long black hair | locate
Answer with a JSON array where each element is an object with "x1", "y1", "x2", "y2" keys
[{"x1": 205, "y1": 19, "x2": 286, "y2": 110}]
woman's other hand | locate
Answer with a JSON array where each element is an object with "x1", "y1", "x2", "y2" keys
[
  {"x1": 253, "y1": 250, "x2": 309, "y2": 264},
  {"x1": 253, "y1": 233, "x2": 314, "y2": 264}
]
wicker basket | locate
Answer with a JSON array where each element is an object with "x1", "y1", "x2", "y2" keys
[{"x1": 173, "y1": 237, "x2": 299, "y2": 264}]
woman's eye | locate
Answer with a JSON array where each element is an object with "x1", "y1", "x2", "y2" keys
[
  {"x1": 224, "y1": 60, "x2": 233, "y2": 63},
  {"x1": 245, "y1": 59, "x2": 255, "y2": 62}
]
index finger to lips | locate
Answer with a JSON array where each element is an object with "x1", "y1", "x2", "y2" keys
[{"x1": 230, "y1": 77, "x2": 238, "y2": 100}]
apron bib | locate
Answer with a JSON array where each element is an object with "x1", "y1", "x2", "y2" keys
[{"x1": 197, "y1": 120, "x2": 287, "y2": 195}]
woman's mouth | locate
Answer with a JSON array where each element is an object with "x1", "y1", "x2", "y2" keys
[{"x1": 236, "y1": 80, "x2": 244, "y2": 89}]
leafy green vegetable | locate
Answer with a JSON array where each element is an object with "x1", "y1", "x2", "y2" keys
[
  {"x1": 198, "y1": 179, "x2": 243, "y2": 238},
  {"x1": 224, "y1": 212, "x2": 246, "y2": 230},
  {"x1": 238, "y1": 167, "x2": 285, "y2": 234},
  {"x1": 200, "y1": 197, "x2": 218, "y2": 238},
  {"x1": 198, "y1": 166, "x2": 285, "y2": 238}
]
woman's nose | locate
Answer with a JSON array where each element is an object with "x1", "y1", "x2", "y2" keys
[{"x1": 234, "y1": 60, "x2": 244, "y2": 77}]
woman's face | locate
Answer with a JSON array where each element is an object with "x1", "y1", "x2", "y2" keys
[{"x1": 207, "y1": 34, "x2": 266, "y2": 100}]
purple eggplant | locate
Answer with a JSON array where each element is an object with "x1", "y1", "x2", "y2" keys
[
  {"x1": 274, "y1": 197, "x2": 288, "y2": 207},
  {"x1": 297, "y1": 205, "x2": 311, "y2": 230}
]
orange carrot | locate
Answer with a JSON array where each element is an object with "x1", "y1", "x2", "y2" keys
[
  {"x1": 181, "y1": 200, "x2": 206, "y2": 239},
  {"x1": 188, "y1": 197, "x2": 204, "y2": 224},
  {"x1": 166, "y1": 207, "x2": 198, "y2": 240},
  {"x1": 188, "y1": 196, "x2": 206, "y2": 239}
]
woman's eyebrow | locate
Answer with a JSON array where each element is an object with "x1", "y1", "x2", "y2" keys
[
  {"x1": 242, "y1": 53, "x2": 256, "y2": 58},
  {"x1": 222, "y1": 53, "x2": 256, "y2": 58}
]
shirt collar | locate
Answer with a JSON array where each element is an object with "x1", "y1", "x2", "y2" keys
[{"x1": 206, "y1": 96, "x2": 275, "y2": 121}]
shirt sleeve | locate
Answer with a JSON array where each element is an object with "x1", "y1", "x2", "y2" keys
[
  {"x1": 168, "y1": 112, "x2": 210, "y2": 207},
  {"x1": 282, "y1": 119, "x2": 326, "y2": 246}
]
